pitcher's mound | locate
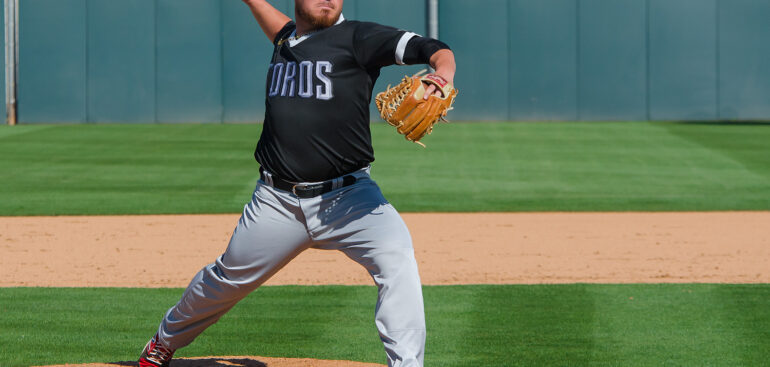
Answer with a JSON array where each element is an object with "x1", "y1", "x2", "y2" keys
[{"x1": 37, "y1": 356, "x2": 385, "y2": 367}]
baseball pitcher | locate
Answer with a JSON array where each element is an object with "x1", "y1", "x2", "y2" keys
[{"x1": 138, "y1": 1, "x2": 456, "y2": 366}]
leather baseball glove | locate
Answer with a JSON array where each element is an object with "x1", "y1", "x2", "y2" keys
[{"x1": 375, "y1": 70, "x2": 458, "y2": 147}]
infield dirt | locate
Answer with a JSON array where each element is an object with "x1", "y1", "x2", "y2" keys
[{"x1": 2, "y1": 212, "x2": 769, "y2": 287}]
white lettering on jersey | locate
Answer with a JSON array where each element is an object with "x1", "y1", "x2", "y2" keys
[
  {"x1": 269, "y1": 61, "x2": 333, "y2": 100},
  {"x1": 268, "y1": 63, "x2": 284, "y2": 97},
  {"x1": 267, "y1": 63, "x2": 274, "y2": 94},
  {"x1": 298, "y1": 61, "x2": 314, "y2": 98},
  {"x1": 315, "y1": 61, "x2": 333, "y2": 101},
  {"x1": 281, "y1": 62, "x2": 297, "y2": 97}
]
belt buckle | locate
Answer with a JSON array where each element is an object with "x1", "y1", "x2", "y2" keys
[
  {"x1": 291, "y1": 184, "x2": 304, "y2": 196},
  {"x1": 291, "y1": 183, "x2": 323, "y2": 197}
]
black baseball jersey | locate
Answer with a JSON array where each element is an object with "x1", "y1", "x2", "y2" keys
[{"x1": 254, "y1": 17, "x2": 448, "y2": 182}]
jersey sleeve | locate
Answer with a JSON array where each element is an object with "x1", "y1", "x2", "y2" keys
[
  {"x1": 273, "y1": 21, "x2": 296, "y2": 46},
  {"x1": 353, "y1": 22, "x2": 414, "y2": 69},
  {"x1": 401, "y1": 36, "x2": 451, "y2": 65}
]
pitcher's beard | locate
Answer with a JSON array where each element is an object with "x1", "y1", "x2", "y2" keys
[{"x1": 296, "y1": 6, "x2": 339, "y2": 31}]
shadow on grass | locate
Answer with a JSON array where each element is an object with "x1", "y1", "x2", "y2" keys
[{"x1": 111, "y1": 358, "x2": 267, "y2": 366}]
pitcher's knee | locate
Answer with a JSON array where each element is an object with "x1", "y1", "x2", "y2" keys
[
  {"x1": 185, "y1": 264, "x2": 253, "y2": 301},
  {"x1": 368, "y1": 248, "x2": 420, "y2": 284}
]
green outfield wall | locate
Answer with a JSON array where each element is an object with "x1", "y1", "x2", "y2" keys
[{"x1": 7, "y1": 0, "x2": 770, "y2": 123}]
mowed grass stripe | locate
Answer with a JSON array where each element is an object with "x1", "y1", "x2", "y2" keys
[
  {"x1": 0, "y1": 124, "x2": 54, "y2": 139},
  {"x1": 660, "y1": 122, "x2": 770, "y2": 180},
  {"x1": 714, "y1": 285, "x2": 770, "y2": 366},
  {"x1": 187, "y1": 286, "x2": 382, "y2": 362},
  {"x1": 0, "y1": 124, "x2": 259, "y2": 215},
  {"x1": 0, "y1": 287, "x2": 185, "y2": 365},
  {"x1": 459, "y1": 285, "x2": 596, "y2": 366},
  {"x1": 1, "y1": 122, "x2": 770, "y2": 214},
  {"x1": 373, "y1": 121, "x2": 770, "y2": 211},
  {"x1": 1, "y1": 285, "x2": 769, "y2": 366},
  {"x1": 588, "y1": 284, "x2": 748, "y2": 366}
]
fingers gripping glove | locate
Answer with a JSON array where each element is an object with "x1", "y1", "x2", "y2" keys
[{"x1": 375, "y1": 70, "x2": 458, "y2": 147}]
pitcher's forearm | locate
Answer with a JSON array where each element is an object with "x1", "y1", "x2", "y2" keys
[
  {"x1": 429, "y1": 49, "x2": 456, "y2": 85},
  {"x1": 242, "y1": 0, "x2": 292, "y2": 42}
]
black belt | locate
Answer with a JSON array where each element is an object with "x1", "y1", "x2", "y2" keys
[{"x1": 260, "y1": 170, "x2": 358, "y2": 198}]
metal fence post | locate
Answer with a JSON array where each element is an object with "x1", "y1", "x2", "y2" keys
[
  {"x1": 4, "y1": 0, "x2": 18, "y2": 125},
  {"x1": 427, "y1": 0, "x2": 439, "y2": 40}
]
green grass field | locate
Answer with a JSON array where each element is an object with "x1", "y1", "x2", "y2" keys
[
  {"x1": 1, "y1": 285, "x2": 769, "y2": 366},
  {"x1": 1, "y1": 122, "x2": 769, "y2": 215},
  {"x1": 1, "y1": 122, "x2": 769, "y2": 366}
]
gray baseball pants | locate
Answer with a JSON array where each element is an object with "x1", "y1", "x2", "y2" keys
[{"x1": 155, "y1": 167, "x2": 426, "y2": 367}]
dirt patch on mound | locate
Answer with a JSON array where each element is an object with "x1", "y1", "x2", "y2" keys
[
  {"x1": 1, "y1": 212, "x2": 769, "y2": 286},
  {"x1": 35, "y1": 356, "x2": 384, "y2": 367}
]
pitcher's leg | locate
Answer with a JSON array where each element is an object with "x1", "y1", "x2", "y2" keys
[
  {"x1": 343, "y1": 238, "x2": 426, "y2": 367},
  {"x1": 309, "y1": 180, "x2": 426, "y2": 367},
  {"x1": 157, "y1": 183, "x2": 311, "y2": 350}
]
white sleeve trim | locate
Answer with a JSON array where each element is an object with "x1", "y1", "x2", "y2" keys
[{"x1": 395, "y1": 32, "x2": 419, "y2": 65}]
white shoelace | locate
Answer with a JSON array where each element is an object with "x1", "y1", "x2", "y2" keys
[{"x1": 146, "y1": 340, "x2": 174, "y2": 363}]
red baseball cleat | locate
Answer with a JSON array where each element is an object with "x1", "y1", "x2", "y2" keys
[{"x1": 138, "y1": 333, "x2": 175, "y2": 367}]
